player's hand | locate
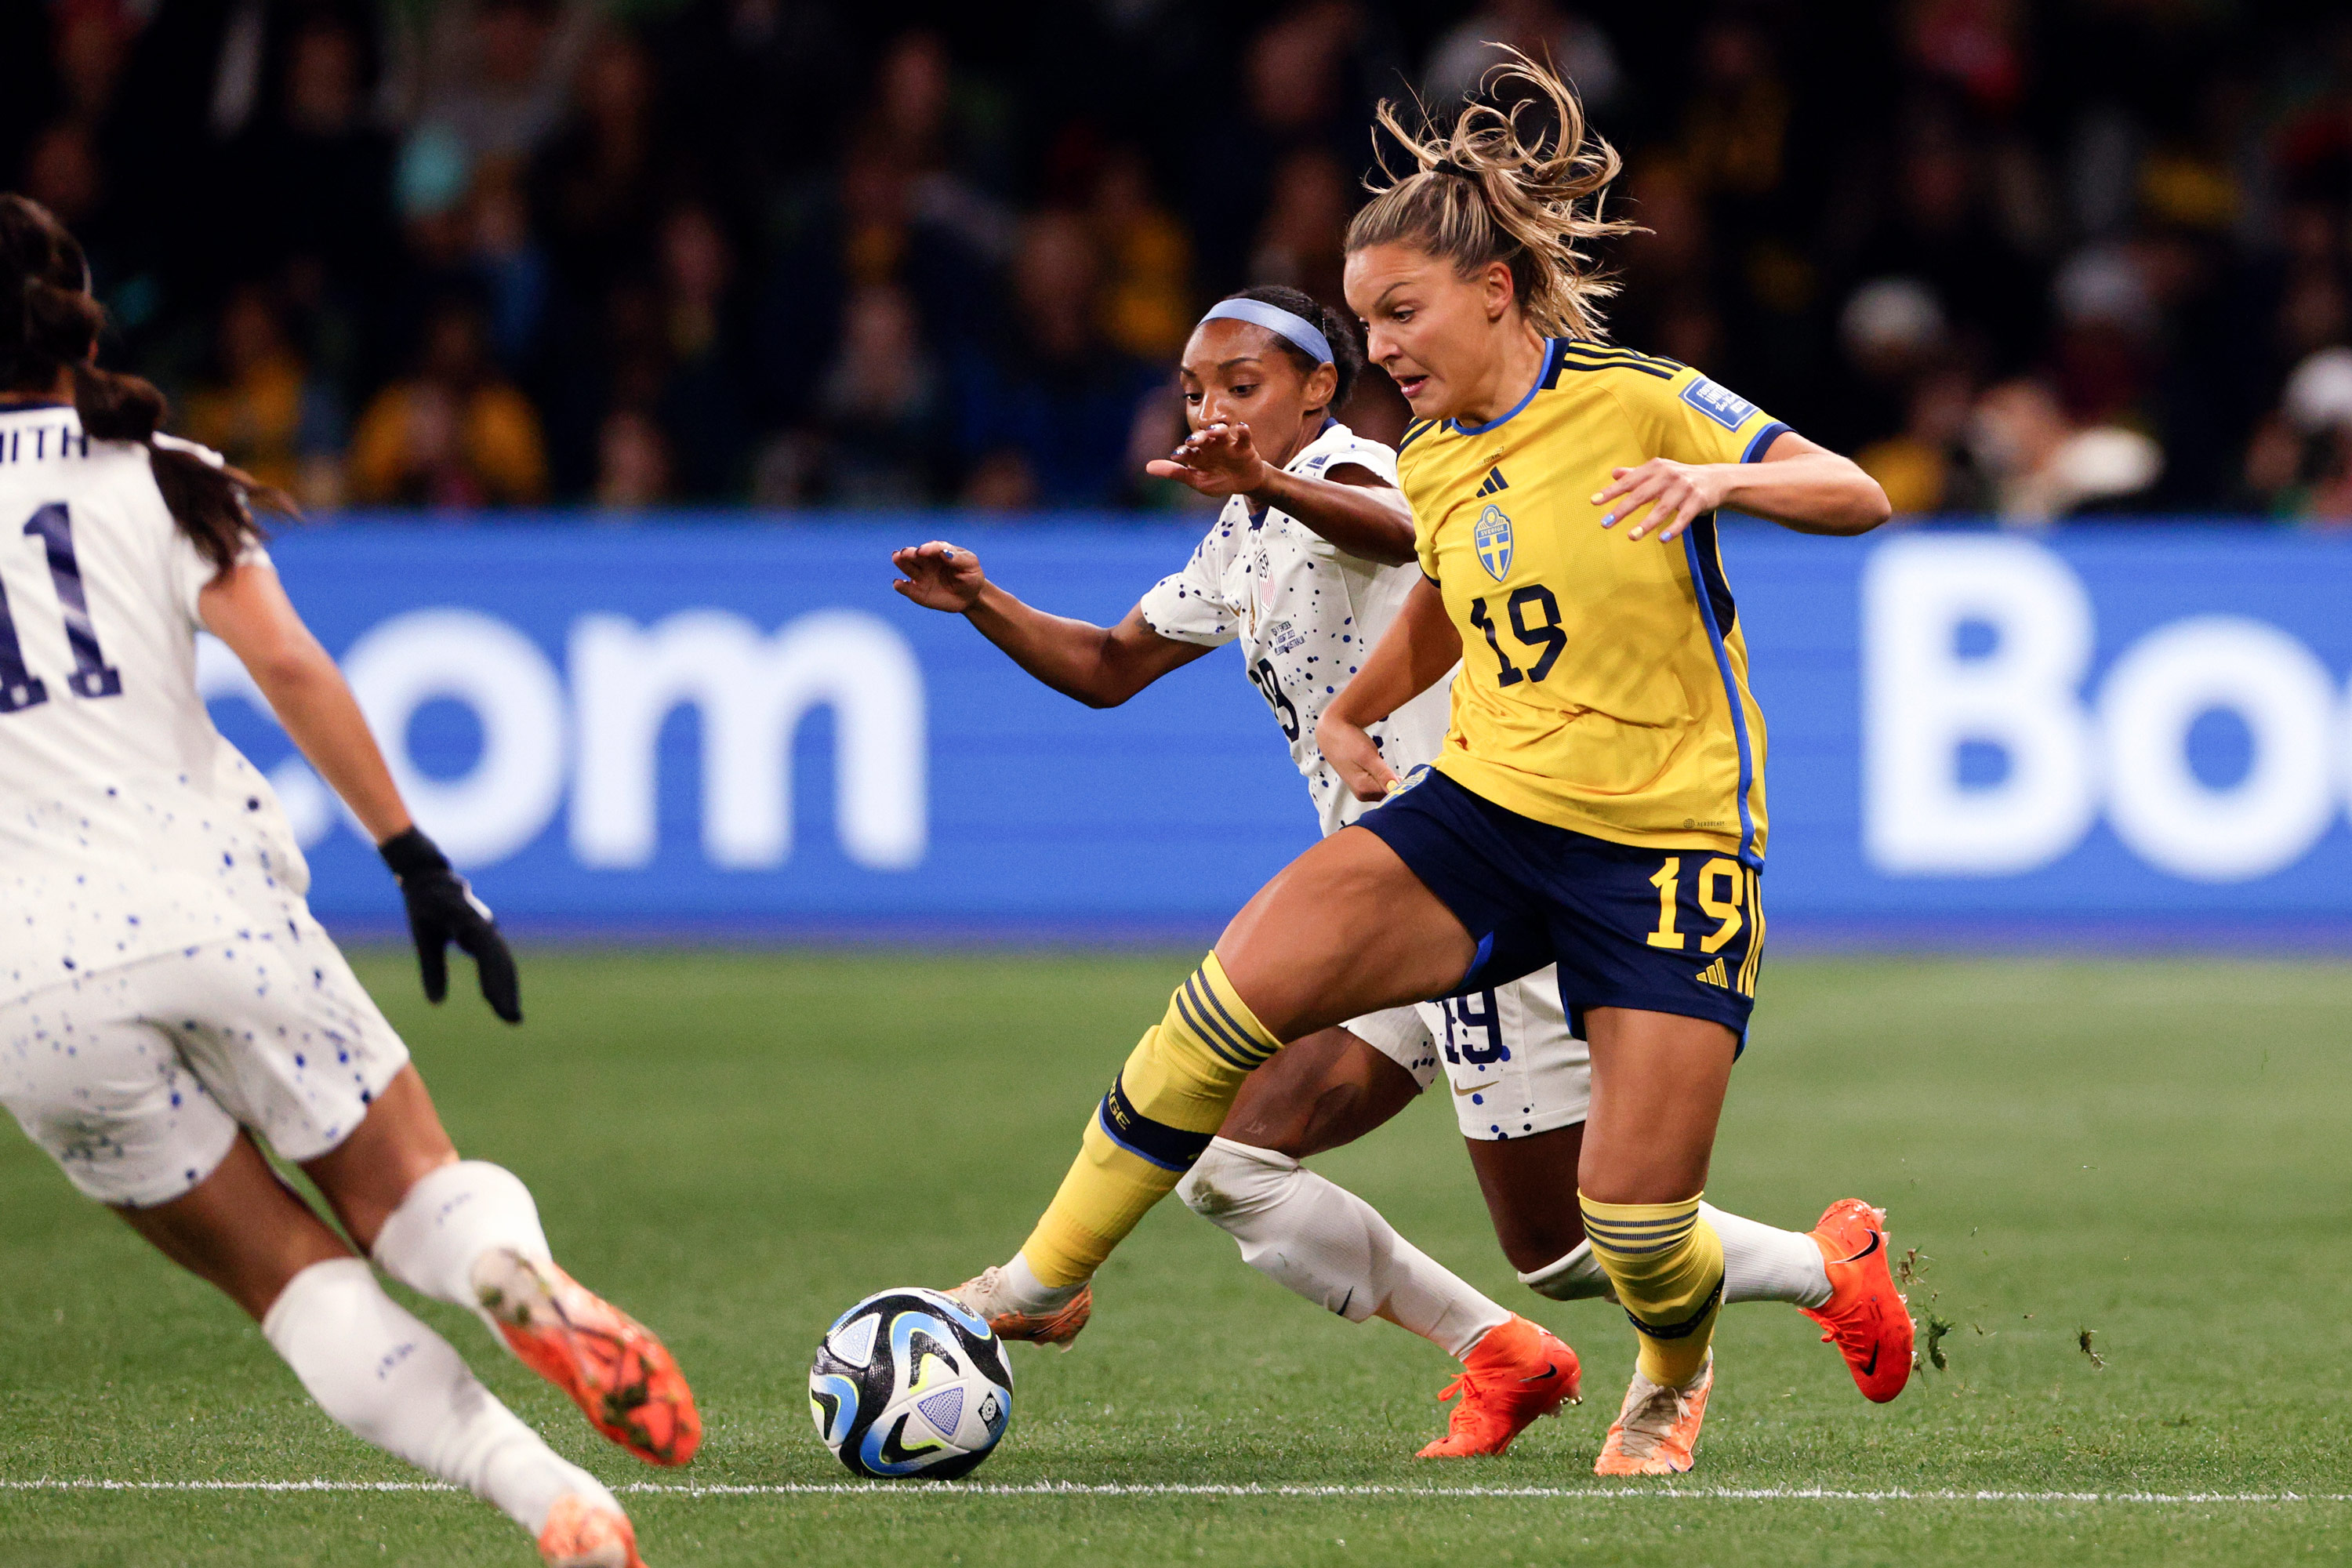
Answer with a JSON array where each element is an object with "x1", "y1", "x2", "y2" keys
[
  {"x1": 1318, "y1": 713, "x2": 1403, "y2": 805},
  {"x1": 1145, "y1": 422, "x2": 1272, "y2": 500},
  {"x1": 379, "y1": 827, "x2": 522, "y2": 1025},
  {"x1": 891, "y1": 540, "x2": 986, "y2": 612},
  {"x1": 1594, "y1": 459, "x2": 1731, "y2": 544}
]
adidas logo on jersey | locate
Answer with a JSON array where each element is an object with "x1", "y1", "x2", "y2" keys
[
  {"x1": 1695, "y1": 958, "x2": 1730, "y2": 989},
  {"x1": 1475, "y1": 466, "x2": 1510, "y2": 497}
]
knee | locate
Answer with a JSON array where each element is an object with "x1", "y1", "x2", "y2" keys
[
  {"x1": 1489, "y1": 1207, "x2": 1586, "y2": 1276},
  {"x1": 1215, "y1": 1090, "x2": 1330, "y2": 1160},
  {"x1": 1176, "y1": 1138, "x2": 1299, "y2": 1222}
]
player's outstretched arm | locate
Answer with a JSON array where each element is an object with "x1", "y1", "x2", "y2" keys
[
  {"x1": 891, "y1": 539, "x2": 1210, "y2": 707},
  {"x1": 1595, "y1": 430, "x2": 1891, "y2": 544},
  {"x1": 199, "y1": 563, "x2": 521, "y2": 1023},
  {"x1": 1148, "y1": 423, "x2": 1417, "y2": 566},
  {"x1": 1317, "y1": 573, "x2": 1462, "y2": 804}
]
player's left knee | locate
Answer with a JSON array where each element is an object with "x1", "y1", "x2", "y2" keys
[{"x1": 1175, "y1": 1137, "x2": 1300, "y2": 1221}]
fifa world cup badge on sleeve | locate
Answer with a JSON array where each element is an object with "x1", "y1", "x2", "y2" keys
[
  {"x1": 1475, "y1": 505, "x2": 1514, "y2": 580},
  {"x1": 1680, "y1": 376, "x2": 1759, "y2": 430}
]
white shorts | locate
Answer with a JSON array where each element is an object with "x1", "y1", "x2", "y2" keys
[
  {"x1": 1344, "y1": 964, "x2": 1592, "y2": 1141},
  {"x1": 0, "y1": 913, "x2": 408, "y2": 1207}
]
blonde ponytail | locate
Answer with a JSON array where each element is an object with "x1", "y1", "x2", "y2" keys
[{"x1": 1345, "y1": 47, "x2": 1634, "y2": 339}]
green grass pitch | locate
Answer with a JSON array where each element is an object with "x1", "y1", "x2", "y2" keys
[{"x1": 3, "y1": 949, "x2": 2348, "y2": 1566}]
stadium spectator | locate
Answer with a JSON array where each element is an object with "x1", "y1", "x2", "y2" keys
[
  {"x1": 1250, "y1": 147, "x2": 1353, "y2": 318},
  {"x1": 595, "y1": 408, "x2": 671, "y2": 511},
  {"x1": 530, "y1": 27, "x2": 663, "y2": 299},
  {"x1": 953, "y1": 211, "x2": 1163, "y2": 511},
  {"x1": 1969, "y1": 376, "x2": 2161, "y2": 524},
  {"x1": 1421, "y1": 2, "x2": 1622, "y2": 115},
  {"x1": 223, "y1": 15, "x2": 399, "y2": 296},
  {"x1": 2246, "y1": 345, "x2": 2352, "y2": 522},
  {"x1": 179, "y1": 284, "x2": 347, "y2": 508},
  {"x1": 1857, "y1": 368, "x2": 1979, "y2": 518},
  {"x1": 20, "y1": 122, "x2": 103, "y2": 235},
  {"x1": 401, "y1": 0, "x2": 595, "y2": 166},
  {"x1": 645, "y1": 201, "x2": 752, "y2": 499},
  {"x1": 813, "y1": 282, "x2": 950, "y2": 509},
  {"x1": 869, "y1": 29, "x2": 1017, "y2": 266},
  {"x1": 1088, "y1": 145, "x2": 1193, "y2": 363},
  {"x1": 347, "y1": 301, "x2": 547, "y2": 507}
]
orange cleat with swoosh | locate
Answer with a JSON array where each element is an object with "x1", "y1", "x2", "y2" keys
[
  {"x1": 1416, "y1": 1315, "x2": 1581, "y2": 1457},
  {"x1": 1800, "y1": 1198, "x2": 1914, "y2": 1403},
  {"x1": 477, "y1": 1251, "x2": 702, "y2": 1467}
]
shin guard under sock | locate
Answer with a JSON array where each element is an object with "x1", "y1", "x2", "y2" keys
[
  {"x1": 1580, "y1": 1192, "x2": 1725, "y2": 1388},
  {"x1": 1021, "y1": 955, "x2": 1279, "y2": 1287}
]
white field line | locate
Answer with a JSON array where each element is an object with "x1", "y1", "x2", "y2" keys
[{"x1": 4, "y1": 1479, "x2": 2350, "y2": 1504}]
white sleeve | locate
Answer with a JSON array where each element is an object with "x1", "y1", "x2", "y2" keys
[
  {"x1": 1137, "y1": 527, "x2": 1240, "y2": 647},
  {"x1": 166, "y1": 530, "x2": 272, "y2": 630},
  {"x1": 154, "y1": 432, "x2": 229, "y2": 468},
  {"x1": 154, "y1": 436, "x2": 274, "y2": 627},
  {"x1": 1287, "y1": 431, "x2": 1402, "y2": 560},
  {"x1": 1317, "y1": 432, "x2": 1399, "y2": 485}
]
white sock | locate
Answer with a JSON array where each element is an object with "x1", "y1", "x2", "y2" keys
[
  {"x1": 1522, "y1": 1211, "x2": 1831, "y2": 1307},
  {"x1": 996, "y1": 1250, "x2": 1083, "y2": 1315},
  {"x1": 372, "y1": 1160, "x2": 553, "y2": 1334},
  {"x1": 1700, "y1": 1202, "x2": 1831, "y2": 1307},
  {"x1": 1175, "y1": 1137, "x2": 1512, "y2": 1359},
  {"x1": 1519, "y1": 1240, "x2": 1612, "y2": 1301},
  {"x1": 262, "y1": 1258, "x2": 613, "y2": 1538}
]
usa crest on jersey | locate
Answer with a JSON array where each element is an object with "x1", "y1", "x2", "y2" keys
[{"x1": 1475, "y1": 504, "x2": 1513, "y2": 580}]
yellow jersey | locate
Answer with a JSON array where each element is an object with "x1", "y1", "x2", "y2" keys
[{"x1": 1396, "y1": 339, "x2": 1788, "y2": 865}]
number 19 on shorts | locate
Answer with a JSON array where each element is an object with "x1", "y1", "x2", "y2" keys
[{"x1": 1644, "y1": 855, "x2": 1766, "y2": 998}]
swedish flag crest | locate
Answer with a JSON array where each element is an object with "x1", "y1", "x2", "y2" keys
[{"x1": 1474, "y1": 504, "x2": 1513, "y2": 581}]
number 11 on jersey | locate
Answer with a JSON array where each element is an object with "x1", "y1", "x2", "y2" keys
[{"x1": 0, "y1": 502, "x2": 125, "y2": 713}]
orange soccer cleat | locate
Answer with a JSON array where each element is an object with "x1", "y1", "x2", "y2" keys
[
  {"x1": 949, "y1": 1266, "x2": 1094, "y2": 1348},
  {"x1": 477, "y1": 1252, "x2": 702, "y2": 1467},
  {"x1": 1592, "y1": 1352, "x2": 1712, "y2": 1475},
  {"x1": 1416, "y1": 1315, "x2": 1581, "y2": 1458},
  {"x1": 536, "y1": 1493, "x2": 645, "y2": 1568},
  {"x1": 1799, "y1": 1199, "x2": 1915, "y2": 1403}
]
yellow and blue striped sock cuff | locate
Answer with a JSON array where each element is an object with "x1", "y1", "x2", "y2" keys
[
  {"x1": 1581, "y1": 1199, "x2": 1702, "y2": 1261},
  {"x1": 1580, "y1": 1192, "x2": 1725, "y2": 1352},
  {"x1": 1169, "y1": 953, "x2": 1281, "y2": 1071}
]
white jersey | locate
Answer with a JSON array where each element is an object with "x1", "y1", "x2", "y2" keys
[
  {"x1": 0, "y1": 405, "x2": 310, "y2": 1004},
  {"x1": 1140, "y1": 419, "x2": 1453, "y2": 837}
]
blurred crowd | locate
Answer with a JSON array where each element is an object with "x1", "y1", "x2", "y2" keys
[{"x1": 6, "y1": 0, "x2": 2352, "y2": 521}]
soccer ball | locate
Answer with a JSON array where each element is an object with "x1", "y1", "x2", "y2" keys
[{"x1": 808, "y1": 1287, "x2": 1013, "y2": 1480}]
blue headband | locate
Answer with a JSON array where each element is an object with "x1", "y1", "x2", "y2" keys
[{"x1": 1200, "y1": 298, "x2": 1334, "y2": 368}]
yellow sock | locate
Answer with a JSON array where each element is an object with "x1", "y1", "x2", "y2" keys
[
  {"x1": 1580, "y1": 1192, "x2": 1725, "y2": 1388},
  {"x1": 1021, "y1": 954, "x2": 1279, "y2": 1287}
]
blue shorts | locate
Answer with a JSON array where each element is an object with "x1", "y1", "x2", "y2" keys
[{"x1": 1355, "y1": 767, "x2": 1765, "y2": 1040}]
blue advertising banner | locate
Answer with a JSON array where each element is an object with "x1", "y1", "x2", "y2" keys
[{"x1": 212, "y1": 519, "x2": 2352, "y2": 943}]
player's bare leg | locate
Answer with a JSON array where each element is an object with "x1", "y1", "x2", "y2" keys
[
  {"x1": 957, "y1": 828, "x2": 1473, "y2": 1330},
  {"x1": 1465, "y1": 1115, "x2": 1896, "y2": 1420},
  {"x1": 1465, "y1": 1123, "x2": 1589, "y2": 1279},
  {"x1": 1578, "y1": 1008, "x2": 1735, "y2": 1475},
  {"x1": 115, "y1": 1134, "x2": 641, "y2": 1566},
  {"x1": 1213, "y1": 1024, "x2": 1421, "y2": 1158},
  {"x1": 1215, "y1": 827, "x2": 1479, "y2": 1037},
  {"x1": 304, "y1": 1066, "x2": 701, "y2": 1467}
]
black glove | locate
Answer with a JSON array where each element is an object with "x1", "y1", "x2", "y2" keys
[{"x1": 379, "y1": 827, "x2": 522, "y2": 1024}]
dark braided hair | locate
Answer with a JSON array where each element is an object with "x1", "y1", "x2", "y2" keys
[
  {"x1": 1, "y1": 194, "x2": 291, "y2": 572},
  {"x1": 1216, "y1": 284, "x2": 1367, "y2": 412}
]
